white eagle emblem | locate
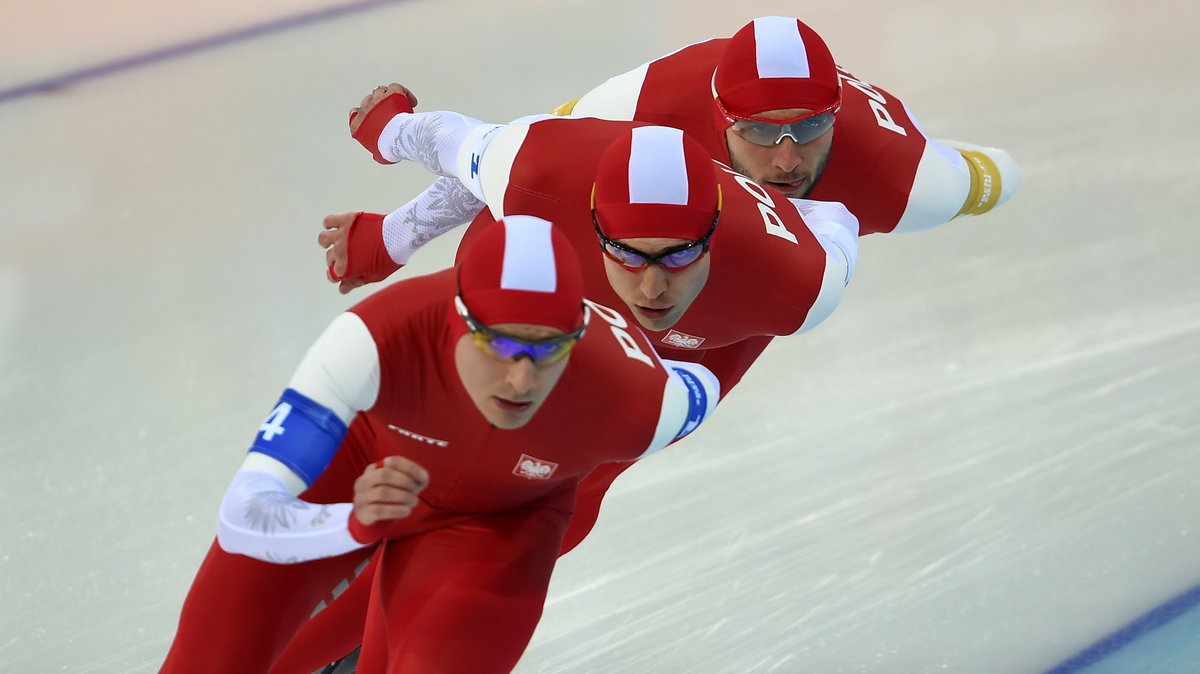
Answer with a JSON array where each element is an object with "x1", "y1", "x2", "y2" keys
[
  {"x1": 513, "y1": 454, "x2": 558, "y2": 480},
  {"x1": 662, "y1": 329, "x2": 705, "y2": 349}
]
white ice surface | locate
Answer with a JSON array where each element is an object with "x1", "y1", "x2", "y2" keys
[{"x1": 2, "y1": 0, "x2": 1198, "y2": 672}]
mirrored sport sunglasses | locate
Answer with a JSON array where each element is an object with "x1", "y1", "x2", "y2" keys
[
  {"x1": 454, "y1": 296, "x2": 589, "y2": 365},
  {"x1": 590, "y1": 189, "x2": 722, "y2": 274},
  {"x1": 719, "y1": 98, "x2": 841, "y2": 147}
]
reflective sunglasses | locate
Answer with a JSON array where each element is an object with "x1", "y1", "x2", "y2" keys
[
  {"x1": 454, "y1": 296, "x2": 588, "y2": 364},
  {"x1": 590, "y1": 189, "x2": 722, "y2": 273},
  {"x1": 718, "y1": 98, "x2": 841, "y2": 147}
]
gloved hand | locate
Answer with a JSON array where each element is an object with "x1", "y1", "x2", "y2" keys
[
  {"x1": 349, "y1": 84, "x2": 418, "y2": 164},
  {"x1": 320, "y1": 212, "x2": 403, "y2": 294}
]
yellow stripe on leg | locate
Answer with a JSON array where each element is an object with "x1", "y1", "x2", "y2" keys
[
  {"x1": 957, "y1": 149, "x2": 1004, "y2": 216},
  {"x1": 550, "y1": 98, "x2": 580, "y2": 116}
]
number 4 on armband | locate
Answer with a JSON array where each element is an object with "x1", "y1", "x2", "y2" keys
[{"x1": 259, "y1": 402, "x2": 293, "y2": 441}]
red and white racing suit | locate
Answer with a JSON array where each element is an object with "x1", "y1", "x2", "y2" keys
[{"x1": 161, "y1": 270, "x2": 718, "y2": 674}]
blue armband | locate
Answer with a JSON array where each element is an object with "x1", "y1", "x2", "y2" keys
[
  {"x1": 671, "y1": 366, "x2": 710, "y2": 441},
  {"x1": 249, "y1": 388, "x2": 349, "y2": 486}
]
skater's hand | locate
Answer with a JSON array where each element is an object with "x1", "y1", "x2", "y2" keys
[
  {"x1": 352, "y1": 456, "x2": 430, "y2": 528},
  {"x1": 320, "y1": 212, "x2": 402, "y2": 294},
  {"x1": 349, "y1": 82, "x2": 418, "y2": 135},
  {"x1": 320, "y1": 212, "x2": 354, "y2": 290}
]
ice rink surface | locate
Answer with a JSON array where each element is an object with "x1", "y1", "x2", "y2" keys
[{"x1": 2, "y1": 0, "x2": 1198, "y2": 671}]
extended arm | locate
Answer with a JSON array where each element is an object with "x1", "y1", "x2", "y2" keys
[
  {"x1": 320, "y1": 177, "x2": 483, "y2": 293},
  {"x1": 322, "y1": 87, "x2": 504, "y2": 290}
]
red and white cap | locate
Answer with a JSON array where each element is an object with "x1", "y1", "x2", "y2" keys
[
  {"x1": 592, "y1": 126, "x2": 720, "y2": 241},
  {"x1": 457, "y1": 215, "x2": 585, "y2": 332},
  {"x1": 713, "y1": 16, "x2": 840, "y2": 118}
]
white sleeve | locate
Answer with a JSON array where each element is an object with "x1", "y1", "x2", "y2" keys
[
  {"x1": 373, "y1": 113, "x2": 562, "y2": 244},
  {"x1": 469, "y1": 123, "x2": 531, "y2": 219},
  {"x1": 639, "y1": 359, "x2": 721, "y2": 458},
  {"x1": 382, "y1": 177, "x2": 485, "y2": 265},
  {"x1": 286, "y1": 312, "x2": 381, "y2": 423},
  {"x1": 787, "y1": 199, "x2": 859, "y2": 335},
  {"x1": 216, "y1": 466, "x2": 368, "y2": 564},
  {"x1": 375, "y1": 111, "x2": 504, "y2": 199},
  {"x1": 215, "y1": 312, "x2": 382, "y2": 563}
]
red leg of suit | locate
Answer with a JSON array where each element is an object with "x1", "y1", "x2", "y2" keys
[
  {"x1": 161, "y1": 425, "x2": 376, "y2": 673},
  {"x1": 267, "y1": 550, "x2": 377, "y2": 674},
  {"x1": 159, "y1": 539, "x2": 370, "y2": 673},
  {"x1": 355, "y1": 504, "x2": 570, "y2": 674},
  {"x1": 558, "y1": 337, "x2": 771, "y2": 557},
  {"x1": 558, "y1": 460, "x2": 634, "y2": 555}
]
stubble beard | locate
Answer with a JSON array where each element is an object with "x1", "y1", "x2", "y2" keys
[{"x1": 728, "y1": 144, "x2": 832, "y2": 200}]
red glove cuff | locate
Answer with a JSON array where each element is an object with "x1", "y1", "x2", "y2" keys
[
  {"x1": 343, "y1": 212, "x2": 403, "y2": 283},
  {"x1": 351, "y1": 92, "x2": 416, "y2": 165}
]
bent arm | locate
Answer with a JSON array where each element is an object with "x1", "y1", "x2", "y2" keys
[
  {"x1": 215, "y1": 312, "x2": 382, "y2": 563},
  {"x1": 216, "y1": 463, "x2": 362, "y2": 564}
]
